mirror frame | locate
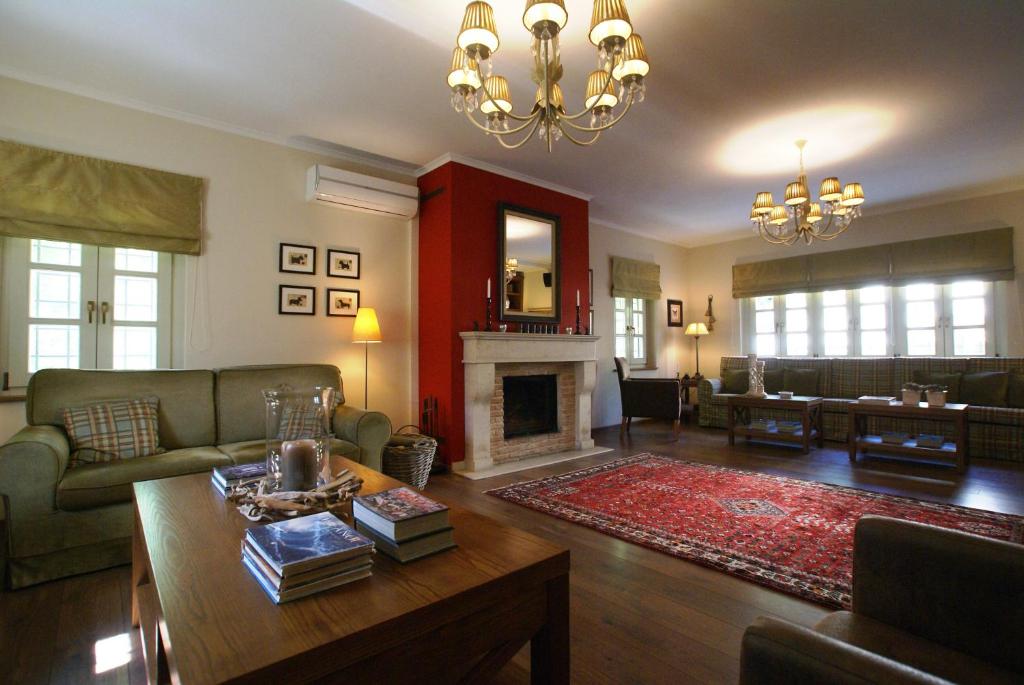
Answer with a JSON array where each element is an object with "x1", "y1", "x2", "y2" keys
[{"x1": 497, "y1": 203, "x2": 561, "y2": 324}]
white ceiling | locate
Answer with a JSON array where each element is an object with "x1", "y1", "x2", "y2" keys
[{"x1": 1, "y1": 0, "x2": 1022, "y2": 246}]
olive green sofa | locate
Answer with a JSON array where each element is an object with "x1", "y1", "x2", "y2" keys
[{"x1": 0, "y1": 364, "x2": 392, "y2": 589}]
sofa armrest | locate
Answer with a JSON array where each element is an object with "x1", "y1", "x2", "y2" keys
[
  {"x1": 852, "y1": 515, "x2": 1024, "y2": 674},
  {"x1": 0, "y1": 425, "x2": 70, "y2": 531},
  {"x1": 697, "y1": 377, "x2": 722, "y2": 402},
  {"x1": 740, "y1": 616, "x2": 950, "y2": 685},
  {"x1": 333, "y1": 405, "x2": 392, "y2": 472}
]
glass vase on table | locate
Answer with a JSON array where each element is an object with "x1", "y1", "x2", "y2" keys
[{"x1": 263, "y1": 385, "x2": 337, "y2": 491}]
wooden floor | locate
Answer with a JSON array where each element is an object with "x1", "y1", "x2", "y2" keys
[{"x1": 2, "y1": 422, "x2": 1023, "y2": 684}]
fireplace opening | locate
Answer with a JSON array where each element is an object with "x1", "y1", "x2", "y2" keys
[{"x1": 503, "y1": 374, "x2": 558, "y2": 439}]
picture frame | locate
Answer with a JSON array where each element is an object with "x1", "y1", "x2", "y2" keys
[
  {"x1": 327, "y1": 288, "x2": 360, "y2": 317},
  {"x1": 667, "y1": 299, "x2": 684, "y2": 327},
  {"x1": 279, "y1": 285, "x2": 315, "y2": 315},
  {"x1": 327, "y1": 249, "x2": 360, "y2": 279},
  {"x1": 279, "y1": 243, "x2": 316, "y2": 275}
]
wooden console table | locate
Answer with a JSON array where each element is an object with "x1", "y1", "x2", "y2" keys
[
  {"x1": 848, "y1": 401, "x2": 969, "y2": 473},
  {"x1": 727, "y1": 394, "x2": 824, "y2": 454}
]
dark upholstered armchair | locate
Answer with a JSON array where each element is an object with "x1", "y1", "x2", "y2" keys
[
  {"x1": 613, "y1": 357, "x2": 682, "y2": 437},
  {"x1": 740, "y1": 516, "x2": 1024, "y2": 684}
]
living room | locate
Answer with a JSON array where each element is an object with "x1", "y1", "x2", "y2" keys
[{"x1": 1, "y1": 1, "x2": 1022, "y2": 683}]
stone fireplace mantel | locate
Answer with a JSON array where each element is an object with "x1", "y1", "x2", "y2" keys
[{"x1": 458, "y1": 332, "x2": 601, "y2": 477}]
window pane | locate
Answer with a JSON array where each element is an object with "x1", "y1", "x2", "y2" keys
[
  {"x1": 952, "y1": 297, "x2": 985, "y2": 327},
  {"x1": 755, "y1": 334, "x2": 776, "y2": 356},
  {"x1": 859, "y1": 286, "x2": 887, "y2": 303},
  {"x1": 786, "y1": 333, "x2": 808, "y2": 356},
  {"x1": 861, "y1": 330, "x2": 887, "y2": 356},
  {"x1": 633, "y1": 298, "x2": 644, "y2": 312},
  {"x1": 30, "y1": 240, "x2": 81, "y2": 266},
  {"x1": 786, "y1": 308, "x2": 807, "y2": 332},
  {"x1": 631, "y1": 310, "x2": 644, "y2": 336},
  {"x1": 615, "y1": 336, "x2": 626, "y2": 358},
  {"x1": 30, "y1": 269, "x2": 81, "y2": 320},
  {"x1": 824, "y1": 331, "x2": 848, "y2": 356},
  {"x1": 785, "y1": 293, "x2": 806, "y2": 308},
  {"x1": 860, "y1": 303, "x2": 886, "y2": 330},
  {"x1": 906, "y1": 300, "x2": 936, "y2": 329},
  {"x1": 614, "y1": 297, "x2": 625, "y2": 310},
  {"x1": 950, "y1": 280, "x2": 984, "y2": 297},
  {"x1": 114, "y1": 248, "x2": 159, "y2": 273},
  {"x1": 633, "y1": 335, "x2": 645, "y2": 360},
  {"x1": 754, "y1": 296, "x2": 774, "y2": 310},
  {"x1": 755, "y1": 310, "x2": 775, "y2": 334},
  {"x1": 114, "y1": 275, "x2": 158, "y2": 322},
  {"x1": 614, "y1": 311, "x2": 626, "y2": 334},
  {"x1": 907, "y1": 329, "x2": 936, "y2": 356},
  {"x1": 823, "y1": 306, "x2": 847, "y2": 331},
  {"x1": 904, "y1": 283, "x2": 935, "y2": 301},
  {"x1": 113, "y1": 326, "x2": 157, "y2": 369},
  {"x1": 822, "y1": 290, "x2": 846, "y2": 306},
  {"x1": 953, "y1": 328, "x2": 986, "y2": 356},
  {"x1": 28, "y1": 324, "x2": 80, "y2": 372}
]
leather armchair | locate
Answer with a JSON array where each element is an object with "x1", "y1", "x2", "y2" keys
[
  {"x1": 740, "y1": 515, "x2": 1024, "y2": 684},
  {"x1": 614, "y1": 357, "x2": 682, "y2": 437}
]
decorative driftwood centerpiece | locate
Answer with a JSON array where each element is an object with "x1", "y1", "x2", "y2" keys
[{"x1": 227, "y1": 469, "x2": 364, "y2": 522}]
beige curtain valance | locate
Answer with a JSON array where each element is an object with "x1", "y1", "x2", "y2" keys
[
  {"x1": 0, "y1": 139, "x2": 203, "y2": 255},
  {"x1": 611, "y1": 256, "x2": 662, "y2": 300},
  {"x1": 732, "y1": 227, "x2": 1014, "y2": 298}
]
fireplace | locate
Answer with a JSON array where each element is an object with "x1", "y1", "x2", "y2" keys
[{"x1": 503, "y1": 374, "x2": 558, "y2": 439}]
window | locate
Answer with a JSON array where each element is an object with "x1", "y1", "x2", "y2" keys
[
  {"x1": 3, "y1": 238, "x2": 173, "y2": 386},
  {"x1": 614, "y1": 297, "x2": 648, "y2": 367},
  {"x1": 744, "y1": 280, "x2": 994, "y2": 357}
]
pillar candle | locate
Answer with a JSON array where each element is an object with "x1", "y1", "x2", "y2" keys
[
  {"x1": 576, "y1": 289, "x2": 580, "y2": 306},
  {"x1": 487, "y1": 278, "x2": 491, "y2": 298},
  {"x1": 281, "y1": 439, "x2": 318, "y2": 490}
]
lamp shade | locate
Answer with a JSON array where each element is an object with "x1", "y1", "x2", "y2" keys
[
  {"x1": 841, "y1": 182, "x2": 865, "y2": 207},
  {"x1": 589, "y1": 0, "x2": 633, "y2": 48},
  {"x1": 533, "y1": 82, "x2": 565, "y2": 112},
  {"x1": 752, "y1": 191, "x2": 774, "y2": 215},
  {"x1": 684, "y1": 322, "x2": 709, "y2": 336},
  {"x1": 819, "y1": 176, "x2": 842, "y2": 203},
  {"x1": 523, "y1": 0, "x2": 567, "y2": 36},
  {"x1": 806, "y1": 202, "x2": 823, "y2": 223},
  {"x1": 784, "y1": 178, "x2": 809, "y2": 206},
  {"x1": 447, "y1": 47, "x2": 481, "y2": 90},
  {"x1": 480, "y1": 75, "x2": 512, "y2": 114},
  {"x1": 458, "y1": 1, "x2": 500, "y2": 60},
  {"x1": 611, "y1": 33, "x2": 649, "y2": 82},
  {"x1": 352, "y1": 307, "x2": 382, "y2": 343},
  {"x1": 769, "y1": 205, "x2": 789, "y2": 225},
  {"x1": 585, "y1": 70, "x2": 618, "y2": 110}
]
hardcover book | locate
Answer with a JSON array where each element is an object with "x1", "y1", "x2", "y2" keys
[
  {"x1": 245, "y1": 511, "x2": 374, "y2": 576},
  {"x1": 353, "y1": 487, "x2": 450, "y2": 541},
  {"x1": 242, "y1": 542, "x2": 374, "y2": 590},
  {"x1": 356, "y1": 522, "x2": 456, "y2": 563},
  {"x1": 243, "y1": 553, "x2": 372, "y2": 604},
  {"x1": 212, "y1": 462, "x2": 267, "y2": 489},
  {"x1": 858, "y1": 396, "x2": 897, "y2": 405}
]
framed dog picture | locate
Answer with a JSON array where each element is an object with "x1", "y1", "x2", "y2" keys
[
  {"x1": 279, "y1": 285, "x2": 316, "y2": 315},
  {"x1": 667, "y1": 299, "x2": 684, "y2": 327},
  {"x1": 327, "y1": 288, "x2": 359, "y2": 317},
  {"x1": 279, "y1": 243, "x2": 316, "y2": 274},
  {"x1": 327, "y1": 249, "x2": 360, "y2": 279}
]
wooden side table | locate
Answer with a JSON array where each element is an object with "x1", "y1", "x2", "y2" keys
[
  {"x1": 727, "y1": 394, "x2": 824, "y2": 454},
  {"x1": 848, "y1": 401, "x2": 969, "y2": 473},
  {"x1": 679, "y1": 377, "x2": 700, "y2": 424}
]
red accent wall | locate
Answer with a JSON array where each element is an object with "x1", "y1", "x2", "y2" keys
[{"x1": 417, "y1": 161, "x2": 590, "y2": 465}]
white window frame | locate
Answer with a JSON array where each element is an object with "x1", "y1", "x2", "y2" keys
[
  {"x1": 893, "y1": 281, "x2": 995, "y2": 356},
  {"x1": 614, "y1": 296, "x2": 651, "y2": 368}
]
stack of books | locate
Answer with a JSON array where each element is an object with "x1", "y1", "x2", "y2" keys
[
  {"x1": 858, "y1": 396, "x2": 897, "y2": 405},
  {"x1": 777, "y1": 421, "x2": 802, "y2": 434},
  {"x1": 212, "y1": 462, "x2": 266, "y2": 495},
  {"x1": 353, "y1": 487, "x2": 455, "y2": 563},
  {"x1": 242, "y1": 511, "x2": 374, "y2": 604},
  {"x1": 748, "y1": 418, "x2": 776, "y2": 432},
  {"x1": 916, "y1": 434, "x2": 945, "y2": 448},
  {"x1": 882, "y1": 431, "x2": 911, "y2": 445}
]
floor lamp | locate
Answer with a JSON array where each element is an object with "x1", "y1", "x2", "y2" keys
[
  {"x1": 684, "y1": 322, "x2": 709, "y2": 378},
  {"x1": 352, "y1": 307, "x2": 382, "y2": 409}
]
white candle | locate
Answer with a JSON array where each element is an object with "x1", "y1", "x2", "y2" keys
[
  {"x1": 487, "y1": 278, "x2": 491, "y2": 298},
  {"x1": 576, "y1": 289, "x2": 580, "y2": 306}
]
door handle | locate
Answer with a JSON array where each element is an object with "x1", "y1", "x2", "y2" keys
[
  {"x1": 87, "y1": 300, "x2": 96, "y2": 323},
  {"x1": 101, "y1": 301, "x2": 109, "y2": 324}
]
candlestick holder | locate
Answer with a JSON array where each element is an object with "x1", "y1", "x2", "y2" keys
[
  {"x1": 575, "y1": 305, "x2": 581, "y2": 335},
  {"x1": 485, "y1": 297, "x2": 493, "y2": 331}
]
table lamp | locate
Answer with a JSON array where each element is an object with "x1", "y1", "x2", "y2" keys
[
  {"x1": 684, "y1": 322, "x2": 709, "y2": 378},
  {"x1": 352, "y1": 307, "x2": 382, "y2": 409}
]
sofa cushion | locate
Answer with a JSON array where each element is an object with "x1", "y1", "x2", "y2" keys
[
  {"x1": 1010, "y1": 374, "x2": 1024, "y2": 409},
  {"x1": 217, "y1": 438, "x2": 360, "y2": 465},
  {"x1": 966, "y1": 405, "x2": 1024, "y2": 427},
  {"x1": 764, "y1": 369, "x2": 784, "y2": 394},
  {"x1": 814, "y1": 611, "x2": 1018, "y2": 685},
  {"x1": 28, "y1": 369, "x2": 216, "y2": 449},
  {"x1": 215, "y1": 365, "x2": 343, "y2": 444},
  {"x1": 722, "y1": 369, "x2": 749, "y2": 394},
  {"x1": 783, "y1": 368, "x2": 820, "y2": 396},
  {"x1": 830, "y1": 359, "x2": 893, "y2": 399},
  {"x1": 961, "y1": 371, "x2": 1009, "y2": 407},
  {"x1": 911, "y1": 371, "x2": 962, "y2": 403},
  {"x1": 63, "y1": 397, "x2": 164, "y2": 466},
  {"x1": 57, "y1": 446, "x2": 231, "y2": 511}
]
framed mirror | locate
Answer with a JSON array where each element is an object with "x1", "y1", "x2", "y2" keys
[{"x1": 498, "y1": 204, "x2": 560, "y2": 323}]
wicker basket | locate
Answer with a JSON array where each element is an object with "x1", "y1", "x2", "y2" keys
[{"x1": 382, "y1": 425, "x2": 438, "y2": 489}]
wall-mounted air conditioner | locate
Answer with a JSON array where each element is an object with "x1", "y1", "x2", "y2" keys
[{"x1": 306, "y1": 165, "x2": 419, "y2": 219}]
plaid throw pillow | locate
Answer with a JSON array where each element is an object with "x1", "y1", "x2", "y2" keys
[
  {"x1": 277, "y1": 402, "x2": 326, "y2": 440},
  {"x1": 63, "y1": 397, "x2": 164, "y2": 467}
]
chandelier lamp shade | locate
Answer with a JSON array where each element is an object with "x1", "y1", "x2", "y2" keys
[
  {"x1": 749, "y1": 140, "x2": 866, "y2": 245},
  {"x1": 447, "y1": 0, "x2": 650, "y2": 151}
]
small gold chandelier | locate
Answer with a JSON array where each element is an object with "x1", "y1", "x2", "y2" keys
[
  {"x1": 749, "y1": 140, "x2": 865, "y2": 245},
  {"x1": 447, "y1": 0, "x2": 650, "y2": 151}
]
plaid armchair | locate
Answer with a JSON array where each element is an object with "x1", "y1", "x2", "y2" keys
[{"x1": 614, "y1": 357, "x2": 682, "y2": 437}]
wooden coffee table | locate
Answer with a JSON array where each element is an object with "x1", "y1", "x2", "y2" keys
[
  {"x1": 727, "y1": 394, "x2": 824, "y2": 454},
  {"x1": 848, "y1": 400, "x2": 969, "y2": 473},
  {"x1": 131, "y1": 459, "x2": 570, "y2": 684}
]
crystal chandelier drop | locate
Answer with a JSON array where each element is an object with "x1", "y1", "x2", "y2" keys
[
  {"x1": 447, "y1": 0, "x2": 650, "y2": 151},
  {"x1": 749, "y1": 140, "x2": 866, "y2": 245}
]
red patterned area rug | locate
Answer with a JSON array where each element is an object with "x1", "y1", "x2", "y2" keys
[{"x1": 486, "y1": 454, "x2": 1024, "y2": 608}]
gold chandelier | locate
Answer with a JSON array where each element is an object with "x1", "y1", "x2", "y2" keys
[
  {"x1": 446, "y1": 0, "x2": 650, "y2": 151},
  {"x1": 749, "y1": 140, "x2": 866, "y2": 245}
]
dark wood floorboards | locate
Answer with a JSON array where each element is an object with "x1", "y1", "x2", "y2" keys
[{"x1": 2, "y1": 422, "x2": 1022, "y2": 684}]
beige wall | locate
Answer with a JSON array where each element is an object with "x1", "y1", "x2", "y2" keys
[
  {"x1": 684, "y1": 189, "x2": 1024, "y2": 377},
  {"x1": 589, "y1": 222, "x2": 690, "y2": 429},
  {"x1": 0, "y1": 76, "x2": 417, "y2": 443}
]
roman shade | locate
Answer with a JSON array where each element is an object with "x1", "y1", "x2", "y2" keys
[
  {"x1": 0, "y1": 139, "x2": 203, "y2": 255},
  {"x1": 732, "y1": 227, "x2": 1014, "y2": 298},
  {"x1": 611, "y1": 256, "x2": 662, "y2": 300}
]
